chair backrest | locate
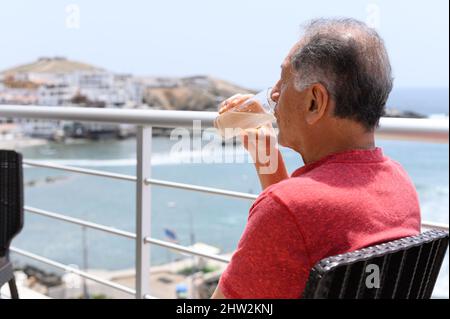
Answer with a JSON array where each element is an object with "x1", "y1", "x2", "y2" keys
[
  {"x1": 302, "y1": 230, "x2": 449, "y2": 299},
  {"x1": 0, "y1": 150, "x2": 24, "y2": 257}
]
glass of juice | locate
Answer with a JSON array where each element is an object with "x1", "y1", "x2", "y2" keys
[{"x1": 214, "y1": 88, "x2": 277, "y2": 138}]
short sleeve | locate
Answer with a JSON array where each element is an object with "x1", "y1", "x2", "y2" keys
[{"x1": 218, "y1": 193, "x2": 311, "y2": 299}]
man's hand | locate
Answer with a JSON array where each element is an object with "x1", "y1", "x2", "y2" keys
[
  {"x1": 218, "y1": 94, "x2": 288, "y2": 188},
  {"x1": 219, "y1": 94, "x2": 279, "y2": 171},
  {"x1": 242, "y1": 124, "x2": 280, "y2": 174}
]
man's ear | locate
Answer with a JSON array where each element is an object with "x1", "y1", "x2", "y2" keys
[{"x1": 305, "y1": 83, "x2": 329, "y2": 125}]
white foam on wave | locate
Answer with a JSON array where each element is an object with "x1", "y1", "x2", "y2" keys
[{"x1": 24, "y1": 148, "x2": 252, "y2": 168}]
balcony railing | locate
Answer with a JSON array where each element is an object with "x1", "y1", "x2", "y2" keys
[{"x1": 1, "y1": 105, "x2": 449, "y2": 299}]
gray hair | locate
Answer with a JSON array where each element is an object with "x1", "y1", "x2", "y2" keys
[{"x1": 291, "y1": 18, "x2": 393, "y2": 129}]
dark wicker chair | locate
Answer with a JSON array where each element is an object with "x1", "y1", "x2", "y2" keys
[
  {"x1": 0, "y1": 150, "x2": 24, "y2": 299},
  {"x1": 302, "y1": 229, "x2": 449, "y2": 299}
]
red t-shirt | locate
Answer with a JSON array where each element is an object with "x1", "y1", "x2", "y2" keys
[{"x1": 219, "y1": 147, "x2": 421, "y2": 299}]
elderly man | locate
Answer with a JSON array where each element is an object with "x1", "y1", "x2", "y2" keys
[{"x1": 212, "y1": 18, "x2": 421, "y2": 299}]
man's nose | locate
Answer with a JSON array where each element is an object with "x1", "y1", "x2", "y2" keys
[{"x1": 271, "y1": 88, "x2": 280, "y2": 103}]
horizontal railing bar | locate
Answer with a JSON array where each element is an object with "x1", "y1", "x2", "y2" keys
[
  {"x1": 144, "y1": 237, "x2": 230, "y2": 264},
  {"x1": 0, "y1": 106, "x2": 448, "y2": 142},
  {"x1": 23, "y1": 160, "x2": 136, "y2": 182},
  {"x1": 0, "y1": 106, "x2": 215, "y2": 128},
  {"x1": 24, "y1": 205, "x2": 231, "y2": 263},
  {"x1": 144, "y1": 178, "x2": 258, "y2": 200},
  {"x1": 25, "y1": 206, "x2": 136, "y2": 239},
  {"x1": 23, "y1": 160, "x2": 258, "y2": 201},
  {"x1": 421, "y1": 221, "x2": 449, "y2": 232},
  {"x1": 9, "y1": 247, "x2": 137, "y2": 296},
  {"x1": 377, "y1": 117, "x2": 449, "y2": 143}
]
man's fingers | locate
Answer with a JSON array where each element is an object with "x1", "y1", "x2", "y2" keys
[{"x1": 218, "y1": 94, "x2": 254, "y2": 114}]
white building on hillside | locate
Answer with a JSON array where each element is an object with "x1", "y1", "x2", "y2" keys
[
  {"x1": 0, "y1": 87, "x2": 39, "y2": 105},
  {"x1": 38, "y1": 83, "x2": 77, "y2": 106},
  {"x1": 1, "y1": 57, "x2": 146, "y2": 109}
]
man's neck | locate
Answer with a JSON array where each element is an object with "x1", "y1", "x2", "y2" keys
[{"x1": 300, "y1": 125, "x2": 376, "y2": 165}]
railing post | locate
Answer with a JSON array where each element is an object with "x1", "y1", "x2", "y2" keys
[{"x1": 135, "y1": 126, "x2": 152, "y2": 299}]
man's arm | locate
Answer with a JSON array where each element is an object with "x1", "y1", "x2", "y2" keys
[
  {"x1": 209, "y1": 193, "x2": 310, "y2": 299},
  {"x1": 243, "y1": 126, "x2": 289, "y2": 190},
  {"x1": 253, "y1": 148, "x2": 289, "y2": 190},
  {"x1": 211, "y1": 285, "x2": 226, "y2": 299}
]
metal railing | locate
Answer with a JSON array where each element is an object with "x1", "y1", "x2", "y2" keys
[{"x1": 1, "y1": 105, "x2": 449, "y2": 299}]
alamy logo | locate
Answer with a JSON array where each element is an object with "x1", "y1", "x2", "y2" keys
[
  {"x1": 65, "y1": 4, "x2": 81, "y2": 29},
  {"x1": 366, "y1": 3, "x2": 381, "y2": 30},
  {"x1": 365, "y1": 264, "x2": 380, "y2": 289}
]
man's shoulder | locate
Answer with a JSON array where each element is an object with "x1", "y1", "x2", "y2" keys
[
  {"x1": 254, "y1": 175, "x2": 326, "y2": 212},
  {"x1": 265, "y1": 173, "x2": 325, "y2": 198}
]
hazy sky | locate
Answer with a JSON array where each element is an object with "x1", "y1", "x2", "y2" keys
[{"x1": 0, "y1": 0, "x2": 448, "y2": 90}]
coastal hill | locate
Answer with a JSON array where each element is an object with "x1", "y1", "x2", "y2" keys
[
  {"x1": 141, "y1": 75, "x2": 255, "y2": 111},
  {"x1": 1, "y1": 57, "x2": 103, "y2": 75}
]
